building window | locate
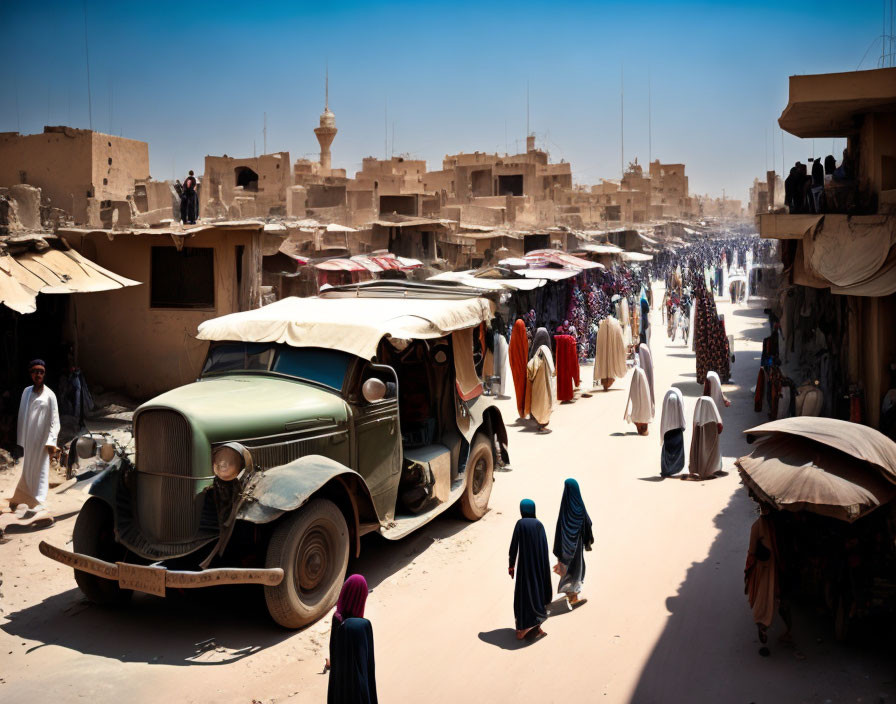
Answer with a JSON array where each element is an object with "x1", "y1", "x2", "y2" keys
[
  {"x1": 108, "y1": 157, "x2": 112, "y2": 165},
  {"x1": 150, "y1": 246, "x2": 215, "y2": 309},
  {"x1": 235, "y1": 166, "x2": 259, "y2": 192}
]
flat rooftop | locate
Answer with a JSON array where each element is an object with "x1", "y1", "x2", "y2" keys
[{"x1": 778, "y1": 67, "x2": 896, "y2": 138}]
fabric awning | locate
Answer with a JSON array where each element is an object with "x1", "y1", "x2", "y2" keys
[
  {"x1": 745, "y1": 417, "x2": 896, "y2": 484},
  {"x1": 619, "y1": 251, "x2": 654, "y2": 262},
  {"x1": 313, "y1": 259, "x2": 367, "y2": 272},
  {"x1": 1, "y1": 245, "x2": 141, "y2": 314},
  {"x1": 197, "y1": 294, "x2": 495, "y2": 359}
]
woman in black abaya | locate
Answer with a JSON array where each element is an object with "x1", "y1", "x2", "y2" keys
[
  {"x1": 328, "y1": 574, "x2": 377, "y2": 704},
  {"x1": 509, "y1": 499, "x2": 553, "y2": 641},
  {"x1": 553, "y1": 478, "x2": 594, "y2": 606}
]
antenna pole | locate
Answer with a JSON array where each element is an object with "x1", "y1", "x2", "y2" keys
[
  {"x1": 620, "y1": 64, "x2": 624, "y2": 178},
  {"x1": 83, "y1": 0, "x2": 93, "y2": 130},
  {"x1": 263, "y1": 112, "x2": 267, "y2": 155},
  {"x1": 648, "y1": 66, "x2": 652, "y2": 166},
  {"x1": 526, "y1": 81, "x2": 530, "y2": 137}
]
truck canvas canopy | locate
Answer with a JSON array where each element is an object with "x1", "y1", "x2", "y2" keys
[{"x1": 197, "y1": 290, "x2": 495, "y2": 359}]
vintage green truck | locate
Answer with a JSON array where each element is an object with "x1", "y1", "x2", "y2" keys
[{"x1": 41, "y1": 282, "x2": 509, "y2": 627}]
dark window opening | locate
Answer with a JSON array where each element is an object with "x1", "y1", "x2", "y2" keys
[
  {"x1": 19, "y1": 170, "x2": 27, "y2": 183},
  {"x1": 108, "y1": 157, "x2": 112, "y2": 165},
  {"x1": 235, "y1": 166, "x2": 259, "y2": 192},
  {"x1": 497, "y1": 174, "x2": 523, "y2": 197},
  {"x1": 150, "y1": 246, "x2": 215, "y2": 309},
  {"x1": 103, "y1": 178, "x2": 108, "y2": 185}
]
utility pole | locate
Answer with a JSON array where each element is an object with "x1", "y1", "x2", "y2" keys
[
  {"x1": 620, "y1": 64, "x2": 625, "y2": 178},
  {"x1": 647, "y1": 66, "x2": 652, "y2": 166},
  {"x1": 83, "y1": 0, "x2": 93, "y2": 130}
]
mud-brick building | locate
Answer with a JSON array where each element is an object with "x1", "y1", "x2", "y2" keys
[
  {"x1": 0, "y1": 126, "x2": 150, "y2": 225},
  {"x1": 58, "y1": 221, "x2": 280, "y2": 399}
]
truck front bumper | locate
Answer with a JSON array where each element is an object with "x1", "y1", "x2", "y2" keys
[{"x1": 39, "y1": 541, "x2": 284, "y2": 597}]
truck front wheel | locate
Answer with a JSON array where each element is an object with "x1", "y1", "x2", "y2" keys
[
  {"x1": 72, "y1": 498, "x2": 132, "y2": 605},
  {"x1": 460, "y1": 434, "x2": 494, "y2": 521},
  {"x1": 264, "y1": 498, "x2": 349, "y2": 629}
]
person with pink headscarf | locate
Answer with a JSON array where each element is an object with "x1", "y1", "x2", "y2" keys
[{"x1": 328, "y1": 574, "x2": 377, "y2": 703}]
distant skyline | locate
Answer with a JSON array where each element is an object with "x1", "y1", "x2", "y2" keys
[{"x1": 1, "y1": 1, "x2": 886, "y2": 202}]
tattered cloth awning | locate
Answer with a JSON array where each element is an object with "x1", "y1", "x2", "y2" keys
[{"x1": 1, "y1": 239, "x2": 140, "y2": 314}]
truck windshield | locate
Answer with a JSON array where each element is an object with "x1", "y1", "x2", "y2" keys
[{"x1": 202, "y1": 343, "x2": 353, "y2": 390}]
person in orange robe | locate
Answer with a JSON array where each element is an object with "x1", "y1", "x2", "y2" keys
[{"x1": 509, "y1": 320, "x2": 529, "y2": 418}]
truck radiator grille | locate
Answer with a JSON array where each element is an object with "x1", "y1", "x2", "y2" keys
[{"x1": 135, "y1": 409, "x2": 198, "y2": 543}]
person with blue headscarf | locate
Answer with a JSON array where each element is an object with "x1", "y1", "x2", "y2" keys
[
  {"x1": 639, "y1": 287, "x2": 651, "y2": 345},
  {"x1": 553, "y1": 479, "x2": 593, "y2": 606},
  {"x1": 509, "y1": 499, "x2": 552, "y2": 640}
]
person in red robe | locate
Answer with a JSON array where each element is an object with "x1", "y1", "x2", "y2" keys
[
  {"x1": 554, "y1": 334, "x2": 580, "y2": 402},
  {"x1": 508, "y1": 320, "x2": 529, "y2": 418}
]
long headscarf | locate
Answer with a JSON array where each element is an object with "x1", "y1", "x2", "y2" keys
[
  {"x1": 529, "y1": 327, "x2": 551, "y2": 360},
  {"x1": 704, "y1": 371, "x2": 725, "y2": 412},
  {"x1": 660, "y1": 388, "x2": 687, "y2": 437},
  {"x1": 553, "y1": 478, "x2": 592, "y2": 561},
  {"x1": 334, "y1": 574, "x2": 368, "y2": 623},
  {"x1": 520, "y1": 499, "x2": 536, "y2": 518}
]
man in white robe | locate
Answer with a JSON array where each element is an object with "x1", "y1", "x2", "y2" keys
[{"x1": 11, "y1": 360, "x2": 60, "y2": 510}]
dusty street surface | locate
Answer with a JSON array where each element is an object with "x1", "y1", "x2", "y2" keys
[{"x1": 1, "y1": 295, "x2": 894, "y2": 703}]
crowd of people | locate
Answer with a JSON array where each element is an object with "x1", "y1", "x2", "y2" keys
[{"x1": 784, "y1": 149, "x2": 853, "y2": 215}]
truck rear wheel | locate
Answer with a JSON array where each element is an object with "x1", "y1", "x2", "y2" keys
[
  {"x1": 72, "y1": 498, "x2": 132, "y2": 605},
  {"x1": 264, "y1": 498, "x2": 349, "y2": 629},
  {"x1": 460, "y1": 434, "x2": 494, "y2": 521}
]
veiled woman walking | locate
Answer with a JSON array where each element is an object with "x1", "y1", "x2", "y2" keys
[
  {"x1": 509, "y1": 499, "x2": 552, "y2": 641},
  {"x1": 328, "y1": 574, "x2": 377, "y2": 704},
  {"x1": 553, "y1": 479, "x2": 594, "y2": 607}
]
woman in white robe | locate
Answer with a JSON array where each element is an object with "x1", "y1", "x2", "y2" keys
[
  {"x1": 704, "y1": 370, "x2": 730, "y2": 412},
  {"x1": 12, "y1": 368, "x2": 60, "y2": 509},
  {"x1": 493, "y1": 331, "x2": 509, "y2": 397},
  {"x1": 526, "y1": 345, "x2": 556, "y2": 429},
  {"x1": 637, "y1": 343, "x2": 655, "y2": 414},
  {"x1": 687, "y1": 396, "x2": 723, "y2": 480},
  {"x1": 660, "y1": 389, "x2": 687, "y2": 477},
  {"x1": 624, "y1": 367, "x2": 653, "y2": 435},
  {"x1": 593, "y1": 317, "x2": 627, "y2": 390}
]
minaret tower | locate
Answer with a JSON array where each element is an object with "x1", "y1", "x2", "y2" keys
[{"x1": 314, "y1": 68, "x2": 337, "y2": 176}]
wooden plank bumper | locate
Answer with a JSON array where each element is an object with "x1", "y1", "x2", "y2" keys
[{"x1": 39, "y1": 541, "x2": 284, "y2": 597}]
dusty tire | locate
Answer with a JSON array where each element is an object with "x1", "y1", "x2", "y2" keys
[
  {"x1": 460, "y1": 434, "x2": 494, "y2": 521},
  {"x1": 72, "y1": 498, "x2": 132, "y2": 605},
  {"x1": 264, "y1": 499, "x2": 349, "y2": 629}
]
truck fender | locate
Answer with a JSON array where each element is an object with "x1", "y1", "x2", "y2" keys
[
  {"x1": 237, "y1": 455, "x2": 379, "y2": 557},
  {"x1": 86, "y1": 467, "x2": 117, "y2": 506}
]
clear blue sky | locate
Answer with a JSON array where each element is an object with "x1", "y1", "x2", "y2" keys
[{"x1": 1, "y1": 1, "x2": 885, "y2": 202}]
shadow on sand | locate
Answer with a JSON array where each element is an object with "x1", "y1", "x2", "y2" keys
[
  {"x1": 1, "y1": 512, "x2": 473, "y2": 668},
  {"x1": 630, "y1": 304, "x2": 896, "y2": 702}
]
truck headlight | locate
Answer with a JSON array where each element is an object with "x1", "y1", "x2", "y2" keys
[{"x1": 212, "y1": 443, "x2": 251, "y2": 481}]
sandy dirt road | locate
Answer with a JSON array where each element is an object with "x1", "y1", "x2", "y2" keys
[{"x1": 1, "y1": 295, "x2": 894, "y2": 703}]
